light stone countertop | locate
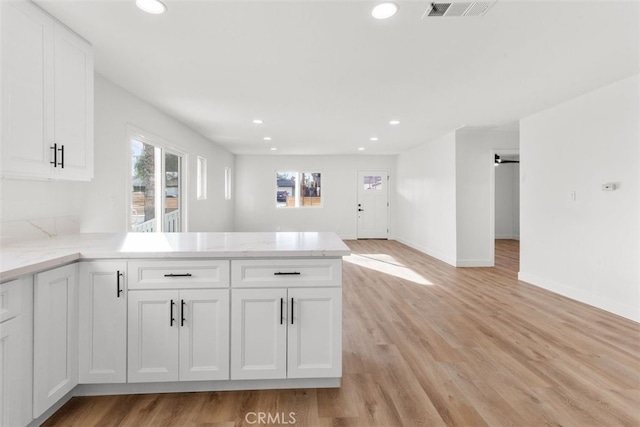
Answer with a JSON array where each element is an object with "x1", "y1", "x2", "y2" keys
[{"x1": 0, "y1": 232, "x2": 351, "y2": 282}]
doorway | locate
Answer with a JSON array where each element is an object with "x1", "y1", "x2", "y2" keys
[
  {"x1": 357, "y1": 170, "x2": 389, "y2": 239},
  {"x1": 491, "y1": 150, "x2": 520, "y2": 265}
]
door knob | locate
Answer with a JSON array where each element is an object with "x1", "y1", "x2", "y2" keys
[{"x1": 358, "y1": 208, "x2": 364, "y2": 212}]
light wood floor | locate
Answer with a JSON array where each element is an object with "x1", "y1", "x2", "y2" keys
[{"x1": 44, "y1": 240, "x2": 640, "y2": 426}]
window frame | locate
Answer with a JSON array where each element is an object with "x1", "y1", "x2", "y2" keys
[
  {"x1": 127, "y1": 125, "x2": 188, "y2": 232},
  {"x1": 275, "y1": 170, "x2": 323, "y2": 208},
  {"x1": 197, "y1": 156, "x2": 207, "y2": 201},
  {"x1": 224, "y1": 166, "x2": 232, "y2": 200}
]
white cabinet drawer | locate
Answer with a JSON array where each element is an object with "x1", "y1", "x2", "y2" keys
[
  {"x1": 128, "y1": 260, "x2": 230, "y2": 289},
  {"x1": 0, "y1": 279, "x2": 21, "y2": 323},
  {"x1": 231, "y1": 258, "x2": 342, "y2": 288}
]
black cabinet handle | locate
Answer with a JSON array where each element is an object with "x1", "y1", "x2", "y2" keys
[
  {"x1": 116, "y1": 271, "x2": 123, "y2": 298},
  {"x1": 291, "y1": 297, "x2": 294, "y2": 325},
  {"x1": 274, "y1": 272, "x2": 301, "y2": 276},
  {"x1": 170, "y1": 299, "x2": 175, "y2": 326},
  {"x1": 181, "y1": 299, "x2": 186, "y2": 327},
  {"x1": 58, "y1": 144, "x2": 64, "y2": 168},
  {"x1": 280, "y1": 298, "x2": 284, "y2": 325},
  {"x1": 50, "y1": 144, "x2": 57, "y2": 167},
  {"x1": 164, "y1": 273, "x2": 193, "y2": 277}
]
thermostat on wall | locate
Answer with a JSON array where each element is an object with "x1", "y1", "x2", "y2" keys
[{"x1": 601, "y1": 183, "x2": 616, "y2": 191}]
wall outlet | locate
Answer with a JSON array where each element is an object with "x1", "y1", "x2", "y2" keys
[{"x1": 601, "y1": 183, "x2": 616, "y2": 191}]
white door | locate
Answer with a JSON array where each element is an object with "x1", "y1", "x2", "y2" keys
[
  {"x1": 78, "y1": 262, "x2": 127, "y2": 383},
  {"x1": 53, "y1": 22, "x2": 93, "y2": 180},
  {"x1": 0, "y1": 0, "x2": 54, "y2": 179},
  {"x1": 357, "y1": 170, "x2": 389, "y2": 239},
  {"x1": 128, "y1": 290, "x2": 179, "y2": 383},
  {"x1": 33, "y1": 264, "x2": 78, "y2": 418},
  {"x1": 179, "y1": 289, "x2": 230, "y2": 381},
  {"x1": 287, "y1": 287, "x2": 342, "y2": 379},
  {"x1": 231, "y1": 288, "x2": 287, "y2": 380}
]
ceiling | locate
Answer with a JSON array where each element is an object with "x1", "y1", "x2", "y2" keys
[{"x1": 36, "y1": 0, "x2": 639, "y2": 155}]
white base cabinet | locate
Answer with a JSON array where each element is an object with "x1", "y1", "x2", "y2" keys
[
  {"x1": 4, "y1": 253, "x2": 342, "y2": 427},
  {"x1": 231, "y1": 286, "x2": 342, "y2": 380},
  {"x1": 231, "y1": 288, "x2": 287, "y2": 380},
  {"x1": 287, "y1": 287, "x2": 342, "y2": 379},
  {"x1": 128, "y1": 289, "x2": 230, "y2": 383},
  {"x1": 0, "y1": 278, "x2": 33, "y2": 427},
  {"x1": 230, "y1": 258, "x2": 342, "y2": 381},
  {"x1": 79, "y1": 262, "x2": 127, "y2": 384},
  {"x1": 33, "y1": 263, "x2": 79, "y2": 418}
]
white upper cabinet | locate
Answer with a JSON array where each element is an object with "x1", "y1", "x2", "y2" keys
[
  {"x1": 52, "y1": 22, "x2": 94, "y2": 180},
  {"x1": 0, "y1": 0, "x2": 93, "y2": 181}
]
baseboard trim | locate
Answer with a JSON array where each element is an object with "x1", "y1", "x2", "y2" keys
[
  {"x1": 393, "y1": 236, "x2": 457, "y2": 267},
  {"x1": 518, "y1": 271, "x2": 639, "y2": 323},
  {"x1": 456, "y1": 259, "x2": 494, "y2": 267},
  {"x1": 75, "y1": 377, "x2": 341, "y2": 396}
]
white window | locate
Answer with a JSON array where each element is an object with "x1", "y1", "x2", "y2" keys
[
  {"x1": 130, "y1": 130, "x2": 184, "y2": 232},
  {"x1": 276, "y1": 171, "x2": 322, "y2": 208},
  {"x1": 225, "y1": 166, "x2": 232, "y2": 200},
  {"x1": 197, "y1": 156, "x2": 207, "y2": 200}
]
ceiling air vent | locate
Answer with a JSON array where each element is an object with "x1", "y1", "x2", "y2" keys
[{"x1": 423, "y1": 1, "x2": 495, "y2": 18}]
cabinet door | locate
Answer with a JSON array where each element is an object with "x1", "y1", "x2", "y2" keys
[
  {"x1": 0, "y1": 0, "x2": 54, "y2": 179},
  {"x1": 53, "y1": 22, "x2": 94, "y2": 181},
  {"x1": 0, "y1": 317, "x2": 21, "y2": 427},
  {"x1": 179, "y1": 289, "x2": 230, "y2": 381},
  {"x1": 33, "y1": 263, "x2": 78, "y2": 418},
  {"x1": 128, "y1": 290, "x2": 179, "y2": 383},
  {"x1": 231, "y1": 288, "x2": 287, "y2": 380},
  {"x1": 79, "y1": 262, "x2": 127, "y2": 383},
  {"x1": 287, "y1": 287, "x2": 342, "y2": 379}
]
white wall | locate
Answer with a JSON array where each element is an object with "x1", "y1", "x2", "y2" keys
[
  {"x1": 519, "y1": 74, "x2": 639, "y2": 322},
  {"x1": 455, "y1": 129, "x2": 519, "y2": 266},
  {"x1": 395, "y1": 132, "x2": 457, "y2": 265},
  {"x1": 0, "y1": 75, "x2": 235, "y2": 240},
  {"x1": 234, "y1": 155, "x2": 395, "y2": 239},
  {"x1": 495, "y1": 163, "x2": 520, "y2": 239}
]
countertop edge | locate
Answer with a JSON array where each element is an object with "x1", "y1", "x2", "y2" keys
[{"x1": 0, "y1": 232, "x2": 351, "y2": 282}]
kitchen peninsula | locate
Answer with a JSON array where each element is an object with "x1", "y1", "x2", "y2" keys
[{"x1": 0, "y1": 232, "x2": 350, "y2": 427}]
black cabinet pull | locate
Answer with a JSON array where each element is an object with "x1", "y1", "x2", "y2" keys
[
  {"x1": 274, "y1": 272, "x2": 301, "y2": 276},
  {"x1": 291, "y1": 297, "x2": 294, "y2": 325},
  {"x1": 50, "y1": 144, "x2": 57, "y2": 167},
  {"x1": 170, "y1": 299, "x2": 175, "y2": 326},
  {"x1": 280, "y1": 298, "x2": 284, "y2": 325},
  {"x1": 116, "y1": 271, "x2": 123, "y2": 298},
  {"x1": 181, "y1": 299, "x2": 186, "y2": 327},
  {"x1": 58, "y1": 144, "x2": 64, "y2": 168},
  {"x1": 164, "y1": 273, "x2": 192, "y2": 277}
]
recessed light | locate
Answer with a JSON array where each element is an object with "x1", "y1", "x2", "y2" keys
[
  {"x1": 252, "y1": 119, "x2": 264, "y2": 124},
  {"x1": 136, "y1": 0, "x2": 167, "y2": 14},
  {"x1": 372, "y1": 2, "x2": 399, "y2": 19},
  {"x1": 264, "y1": 137, "x2": 272, "y2": 141},
  {"x1": 389, "y1": 120, "x2": 400, "y2": 125},
  {"x1": 370, "y1": 137, "x2": 379, "y2": 141},
  {"x1": 358, "y1": 147, "x2": 365, "y2": 151},
  {"x1": 270, "y1": 147, "x2": 277, "y2": 151}
]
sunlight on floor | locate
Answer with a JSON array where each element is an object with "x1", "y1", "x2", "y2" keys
[{"x1": 344, "y1": 253, "x2": 433, "y2": 285}]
